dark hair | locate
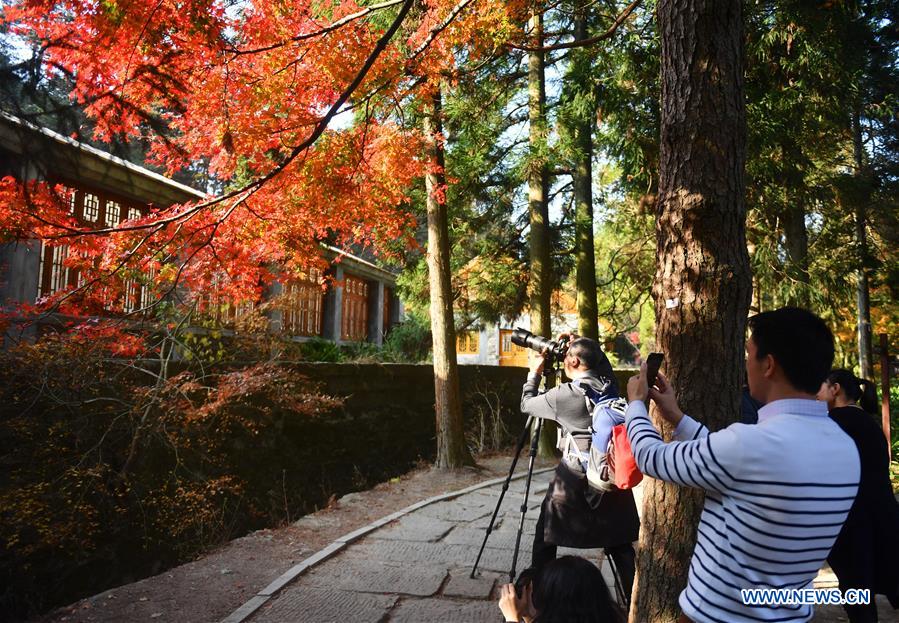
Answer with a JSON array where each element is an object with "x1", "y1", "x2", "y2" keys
[
  {"x1": 532, "y1": 556, "x2": 625, "y2": 623},
  {"x1": 568, "y1": 338, "x2": 619, "y2": 395},
  {"x1": 747, "y1": 307, "x2": 834, "y2": 394},
  {"x1": 826, "y1": 369, "x2": 878, "y2": 414}
]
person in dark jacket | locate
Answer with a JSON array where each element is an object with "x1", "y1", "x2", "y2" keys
[
  {"x1": 818, "y1": 368, "x2": 899, "y2": 622},
  {"x1": 521, "y1": 336, "x2": 640, "y2": 601}
]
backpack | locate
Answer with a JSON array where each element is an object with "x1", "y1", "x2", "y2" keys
[{"x1": 563, "y1": 383, "x2": 643, "y2": 493}]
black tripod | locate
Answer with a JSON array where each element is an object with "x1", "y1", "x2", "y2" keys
[
  {"x1": 469, "y1": 364, "x2": 559, "y2": 583},
  {"x1": 468, "y1": 364, "x2": 631, "y2": 612},
  {"x1": 469, "y1": 412, "x2": 543, "y2": 582}
]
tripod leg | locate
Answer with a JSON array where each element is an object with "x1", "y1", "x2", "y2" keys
[
  {"x1": 510, "y1": 416, "x2": 543, "y2": 583},
  {"x1": 606, "y1": 550, "x2": 630, "y2": 611},
  {"x1": 470, "y1": 415, "x2": 535, "y2": 579}
]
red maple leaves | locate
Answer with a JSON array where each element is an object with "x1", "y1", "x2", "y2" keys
[{"x1": 0, "y1": 0, "x2": 528, "y2": 332}]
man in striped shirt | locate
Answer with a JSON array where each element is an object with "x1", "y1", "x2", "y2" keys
[{"x1": 625, "y1": 307, "x2": 861, "y2": 622}]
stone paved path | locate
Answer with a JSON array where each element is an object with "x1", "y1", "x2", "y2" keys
[{"x1": 224, "y1": 468, "x2": 897, "y2": 623}]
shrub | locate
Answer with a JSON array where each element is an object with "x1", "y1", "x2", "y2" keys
[
  {"x1": 299, "y1": 336, "x2": 344, "y2": 362},
  {"x1": 0, "y1": 334, "x2": 342, "y2": 619},
  {"x1": 382, "y1": 315, "x2": 432, "y2": 363}
]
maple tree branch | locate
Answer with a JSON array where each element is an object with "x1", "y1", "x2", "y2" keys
[
  {"x1": 408, "y1": 0, "x2": 478, "y2": 62},
  {"x1": 51, "y1": 0, "x2": 414, "y2": 243},
  {"x1": 226, "y1": 0, "x2": 408, "y2": 56},
  {"x1": 119, "y1": 0, "x2": 167, "y2": 104},
  {"x1": 507, "y1": 0, "x2": 641, "y2": 52}
]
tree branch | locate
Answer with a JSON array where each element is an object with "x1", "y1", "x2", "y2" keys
[{"x1": 507, "y1": 0, "x2": 641, "y2": 52}]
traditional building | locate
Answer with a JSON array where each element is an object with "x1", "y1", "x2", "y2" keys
[
  {"x1": 0, "y1": 111, "x2": 401, "y2": 344},
  {"x1": 454, "y1": 292, "x2": 581, "y2": 367},
  {"x1": 454, "y1": 290, "x2": 641, "y2": 367}
]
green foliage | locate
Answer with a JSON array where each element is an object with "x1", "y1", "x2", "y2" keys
[
  {"x1": 592, "y1": 191, "x2": 656, "y2": 337},
  {"x1": 299, "y1": 336, "x2": 344, "y2": 362},
  {"x1": 398, "y1": 54, "x2": 534, "y2": 325},
  {"x1": 743, "y1": 0, "x2": 899, "y2": 350},
  {"x1": 382, "y1": 314, "x2": 433, "y2": 363},
  {"x1": 339, "y1": 340, "x2": 382, "y2": 363},
  {"x1": 594, "y1": 1, "x2": 661, "y2": 200}
]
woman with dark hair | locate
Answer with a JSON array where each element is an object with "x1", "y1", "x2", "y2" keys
[
  {"x1": 498, "y1": 555, "x2": 625, "y2": 623},
  {"x1": 818, "y1": 369, "x2": 899, "y2": 622},
  {"x1": 819, "y1": 368, "x2": 879, "y2": 414}
]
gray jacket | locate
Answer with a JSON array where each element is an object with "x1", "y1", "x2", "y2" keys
[
  {"x1": 520, "y1": 370, "x2": 617, "y2": 455},
  {"x1": 521, "y1": 369, "x2": 639, "y2": 548}
]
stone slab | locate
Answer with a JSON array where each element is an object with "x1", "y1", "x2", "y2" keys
[
  {"x1": 416, "y1": 499, "x2": 493, "y2": 522},
  {"x1": 300, "y1": 557, "x2": 448, "y2": 597},
  {"x1": 250, "y1": 587, "x2": 396, "y2": 623},
  {"x1": 442, "y1": 568, "x2": 501, "y2": 599},
  {"x1": 351, "y1": 539, "x2": 479, "y2": 566},
  {"x1": 388, "y1": 597, "x2": 501, "y2": 623},
  {"x1": 493, "y1": 518, "x2": 539, "y2": 536},
  {"x1": 441, "y1": 526, "x2": 532, "y2": 550},
  {"x1": 368, "y1": 515, "x2": 457, "y2": 542}
]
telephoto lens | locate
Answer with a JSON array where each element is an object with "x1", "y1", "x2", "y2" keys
[{"x1": 510, "y1": 328, "x2": 569, "y2": 362}]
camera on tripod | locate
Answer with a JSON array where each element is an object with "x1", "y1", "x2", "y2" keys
[{"x1": 511, "y1": 327, "x2": 570, "y2": 363}]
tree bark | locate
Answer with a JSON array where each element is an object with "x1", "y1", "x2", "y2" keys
[
  {"x1": 782, "y1": 195, "x2": 810, "y2": 306},
  {"x1": 852, "y1": 109, "x2": 874, "y2": 379},
  {"x1": 424, "y1": 87, "x2": 473, "y2": 469},
  {"x1": 780, "y1": 141, "x2": 810, "y2": 307},
  {"x1": 631, "y1": 2, "x2": 752, "y2": 622},
  {"x1": 527, "y1": 4, "x2": 556, "y2": 456},
  {"x1": 572, "y1": 5, "x2": 599, "y2": 340}
]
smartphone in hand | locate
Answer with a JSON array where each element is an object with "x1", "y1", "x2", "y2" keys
[{"x1": 645, "y1": 352, "x2": 664, "y2": 392}]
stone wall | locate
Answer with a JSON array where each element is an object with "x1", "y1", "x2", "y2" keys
[{"x1": 280, "y1": 363, "x2": 634, "y2": 466}]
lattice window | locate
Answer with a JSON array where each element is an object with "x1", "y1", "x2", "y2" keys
[
  {"x1": 67, "y1": 189, "x2": 77, "y2": 214},
  {"x1": 283, "y1": 269, "x2": 324, "y2": 337},
  {"x1": 139, "y1": 266, "x2": 157, "y2": 310},
  {"x1": 127, "y1": 206, "x2": 142, "y2": 221},
  {"x1": 197, "y1": 276, "x2": 256, "y2": 327},
  {"x1": 341, "y1": 274, "x2": 369, "y2": 341},
  {"x1": 83, "y1": 193, "x2": 99, "y2": 222},
  {"x1": 123, "y1": 279, "x2": 139, "y2": 313},
  {"x1": 456, "y1": 330, "x2": 480, "y2": 354},
  {"x1": 37, "y1": 243, "x2": 70, "y2": 297},
  {"x1": 105, "y1": 200, "x2": 120, "y2": 227}
]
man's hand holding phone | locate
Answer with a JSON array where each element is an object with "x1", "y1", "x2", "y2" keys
[
  {"x1": 649, "y1": 371, "x2": 684, "y2": 426},
  {"x1": 627, "y1": 353, "x2": 684, "y2": 426},
  {"x1": 627, "y1": 353, "x2": 663, "y2": 403}
]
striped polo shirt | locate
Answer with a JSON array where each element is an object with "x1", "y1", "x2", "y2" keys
[{"x1": 625, "y1": 398, "x2": 860, "y2": 622}]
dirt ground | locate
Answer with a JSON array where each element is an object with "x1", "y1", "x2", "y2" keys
[{"x1": 34, "y1": 452, "x2": 552, "y2": 623}]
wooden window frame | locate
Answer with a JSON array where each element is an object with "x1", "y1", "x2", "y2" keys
[
  {"x1": 282, "y1": 268, "x2": 324, "y2": 337},
  {"x1": 341, "y1": 273, "x2": 369, "y2": 342}
]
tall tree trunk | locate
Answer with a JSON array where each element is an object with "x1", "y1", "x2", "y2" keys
[
  {"x1": 527, "y1": 4, "x2": 556, "y2": 456},
  {"x1": 572, "y1": 4, "x2": 599, "y2": 340},
  {"x1": 631, "y1": 2, "x2": 752, "y2": 622},
  {"x1": 852, "y1": 109, "x2": 874, "y2": 379},
  {"x1": 781, "y1": 141, "x2": 810, "y2": 307},
  {"x1": 782, "y1": 196, "x2": 810, "y2": 306},
  {"x1": 424, "y1": 87, "x2": 473, "y2": 469}
]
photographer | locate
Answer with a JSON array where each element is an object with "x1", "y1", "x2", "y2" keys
[
  {"x1": 520, "y1": 335, "x2": 639, "y2": 600},
  {"x1": 624, "y1": 308, "x2": 860, "y2": 622}
]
